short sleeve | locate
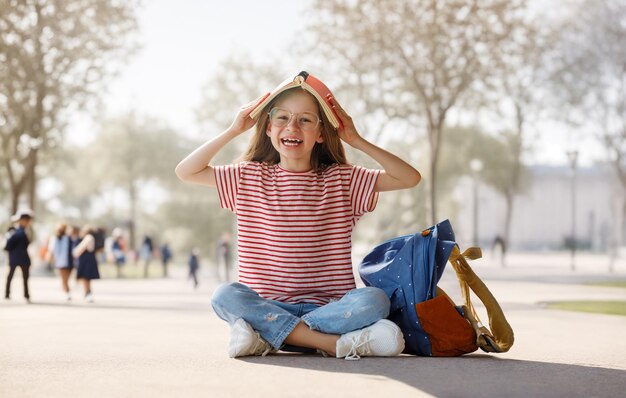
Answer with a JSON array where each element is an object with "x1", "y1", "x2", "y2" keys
[
  {"x1": 213, "y1": 163, "x2": 242, "y2": 213},
  {"x1": 349, "y1": 165, "x2": 381, "y2": 217}
]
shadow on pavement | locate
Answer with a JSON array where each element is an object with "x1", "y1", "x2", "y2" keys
[
  {"x1": 242, "y1": 354, "x2": 626, "y2": 397},
  {"x1": 17, "y1": 301, "x2": 211, "y2": 313}
]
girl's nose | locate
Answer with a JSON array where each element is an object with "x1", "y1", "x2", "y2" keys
[{"x1": 286, "y1": 115, "x2": 300, "y2": 130}]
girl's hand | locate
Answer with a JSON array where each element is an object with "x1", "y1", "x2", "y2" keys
[
  {"x1": 327, "y1": 94, "x2": 363, "y2": 146},
  {"x1": 228, "y1": 93, "x2": 270, "y2": 134}
]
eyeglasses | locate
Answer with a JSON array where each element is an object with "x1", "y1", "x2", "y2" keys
[{"x1": 268, "y1": 108, "x2": 321, "y2": 132}]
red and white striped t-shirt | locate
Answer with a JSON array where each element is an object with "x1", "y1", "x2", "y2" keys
[{"x1": 214, "y1": 162, "x2": 380, "y2": 305}]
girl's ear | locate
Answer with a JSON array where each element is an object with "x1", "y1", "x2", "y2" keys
[{"x1": 316, "y1": 131, "x2": 324, "y2": 144}]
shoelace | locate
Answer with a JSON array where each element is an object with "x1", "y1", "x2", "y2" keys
[
  {"x1": 344, "y1": 330, "x2": 371, "y2": 361},
  {"x1": 251, "y1": 334, "x2": 273, "y2": 356}
]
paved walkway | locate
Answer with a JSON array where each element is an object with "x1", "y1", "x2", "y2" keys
[{"x1": 1, "y1": 252, "x2": 625, "y2": 397}]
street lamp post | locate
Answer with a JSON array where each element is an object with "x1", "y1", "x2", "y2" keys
[
  {"x1": 567, "y1": 150, "x2": 578, "y2": 271},
  {"x1": 470, "y1": 159, "x2": 484, "y2": 247}
]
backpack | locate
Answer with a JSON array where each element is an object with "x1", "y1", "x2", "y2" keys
[{"x1": 358, "y1": 220, "x2": 514, "y2": 356}]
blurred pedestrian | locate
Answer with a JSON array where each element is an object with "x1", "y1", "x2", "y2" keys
[
  {"x1": 141, "y1": 234, "x2": 154, "y2": 278},
  {"x1": 492, "y1": 235, "x2": 507, "y2": 267},
  {"x1": 48, "y1": 222, "x2": 74, "y2": 301},
  {"x1": 72, "y1": 225, "x2": 100, "y2": 303},
  {"x1": 68, "y1": 226, "x2": 81, "y2": 270},
  {"x1": 111, "y1": 228, "x2": 126, "y2": 278},
  {"x1": 188, "y1": 247, "x2": 200, "y2": 289},
  {"x1": 159, "y1": 242, "x2": 172, "y2": 277},
  {"x1": 4, "y1": 209, "x2": 34, "y2": 303},
  {"x1": 216, "y1": 232, "x2": 232, "y2": 282}
]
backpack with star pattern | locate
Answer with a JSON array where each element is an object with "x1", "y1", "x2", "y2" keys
[{"x1": 359, "y1": 220, "x2": 514, "y2": 356}]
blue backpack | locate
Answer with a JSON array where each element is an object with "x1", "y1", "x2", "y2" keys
[{"x1": 359, "y1": 220, "x2": 514, "y2": 356}]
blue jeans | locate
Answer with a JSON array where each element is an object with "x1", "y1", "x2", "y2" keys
[{"x1": 211, "y1": 282, "x2": 391, "y2": 350}]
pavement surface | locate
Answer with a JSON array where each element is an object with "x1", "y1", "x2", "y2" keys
[{"x1": 1, "y1": 252, "x2": 626, "y2": 398}]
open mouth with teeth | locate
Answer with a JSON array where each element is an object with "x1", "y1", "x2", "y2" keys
[{"x1": 280, "y1": 138, "x2": 303, "y2": 147}]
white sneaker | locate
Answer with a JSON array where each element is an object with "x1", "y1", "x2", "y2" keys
[
  {"x1": 336, "y1": 319, "x2": 405, "y2": 360},
  {"x1": 228, "y1": 319, "x2": 274, "y2": 358},
  {"x1": 84, "y1": 293, "x2": 94, "y2": 303}
]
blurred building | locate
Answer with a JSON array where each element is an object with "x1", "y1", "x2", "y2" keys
[{"x1": 453, "y1": 164, "x2": 624, "y2": 251}]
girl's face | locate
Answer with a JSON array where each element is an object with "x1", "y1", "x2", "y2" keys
[{"x1": 266, "y1": 91, "x2": 324, "y2": 166}]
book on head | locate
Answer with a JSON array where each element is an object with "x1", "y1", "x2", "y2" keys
[{"x1": 249, "y1": 71, "x2": 342, "y2": 130}]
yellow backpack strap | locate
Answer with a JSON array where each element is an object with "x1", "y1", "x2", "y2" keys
[{"x1": 448, "y1": 246, "x2": 514, "y2": 353}]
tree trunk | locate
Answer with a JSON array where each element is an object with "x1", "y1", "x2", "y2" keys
[
  {"x1": 502, "y1": 191, "x2": 514, "y2": 267},
  {"x1": 27, "y1": 153, "x2": 37, "y2": 212},
  {"x1": 10, "y1": 189, "x2": 20, "y2": 216},
  {"x1": 5, "y1": 156, "x2": 29, "y2": 215},
  {"x1": 500, "y1": 102, "x2": 525, "y2": 267}
]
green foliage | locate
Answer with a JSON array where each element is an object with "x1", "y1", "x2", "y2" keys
[
  {"x1": 438, "y1": 125, "x2": 530, "y2": 197},
  {"x1": 546, "y1": 301, "x2": 626, "y2": 317},
  {"x1": 306, "y1": 0, "x2": 530, "y2": 223},
  {"x1": 587, "y1": 281, "x2": 626, "y2": 289},
  {"x1": 48, "y1": 114, "x2": 194, "y2": 250},
  {"x1": 155, "y1": 185, "x2": 235, "y2": 257},
  {"x1": 86, "y1": 114, "x2": 183, "y2": 188}
]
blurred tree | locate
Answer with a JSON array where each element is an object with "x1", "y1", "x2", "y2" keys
[
  {"x1": 307, "y1": 0, "x2": 529, "y2": 224},
  {"x1": 480, "y1": 11, "x2": 551, "y2": 263},
  {"x1": 196, "y1": 54, "x2": 285, "y2": 165},
  {"x1": 439, "y1": 125, "x2": 529, "y2": 258},
  {"x1": 549, "y1": 0, "x2": 626, "y2": 253},
  {"x1": 356, "y1": 135, "x2": 430, "y2": 242},
  {"x1": 0, "y1": 0, "x2": 139, "y2": 214},
  {"x1": 58, "y1": 113, "x2": 185, "y2": 249},
  {"x1": 44, "y1": 145, "x2": 97, "y2": 221},
  {"x1": 361, "y1": 126, "x2": 529, "y2": 245},
  {"x1": 439, "y1": 125, "x2": 530, "y2": 199}
]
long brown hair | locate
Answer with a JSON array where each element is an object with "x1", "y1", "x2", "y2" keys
[{"x1": 241, "y1": 88, "x2": 347, "y2": 172}]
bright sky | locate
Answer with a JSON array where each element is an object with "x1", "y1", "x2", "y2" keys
[
  {"x1": 68, "y1": 0, "x2": 604, "y2": 167},
  {"x1": 69, "y1": 0, "x2": 310, "y2": 144}
]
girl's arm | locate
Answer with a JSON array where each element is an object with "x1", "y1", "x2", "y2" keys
[
  {"x1": 72, "y1": 234, "x2": 94, "y2": 258},
  {"x1": 46, "y1": 238, "x2": 56, "y2": 263},
  {"x1": 175, "y1": 93, "x2": 269, "y2": 187},
  {"x1": 328, "y1": 95, "x2": 421, "y2": 192}
]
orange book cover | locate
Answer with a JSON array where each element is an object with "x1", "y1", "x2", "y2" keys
[{"x1": 249, "y1": 71, "x2": 343, "y2": 130}]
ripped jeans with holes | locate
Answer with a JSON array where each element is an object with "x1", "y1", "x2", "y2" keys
[{"x1": 211, "y1": 282, "x2": 391, "y2": 351}]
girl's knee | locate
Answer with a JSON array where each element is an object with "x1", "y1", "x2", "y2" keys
[
  {"x1": 211, "y1": 282, "x2": 247, "y2": 308},
  {"x1": 357, "y1": 287, "x2": 391, "y2": 319}
]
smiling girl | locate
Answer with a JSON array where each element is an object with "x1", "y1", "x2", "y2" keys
[{"x1": 175, "y1": 72, "x2": 421, "y2": 360}]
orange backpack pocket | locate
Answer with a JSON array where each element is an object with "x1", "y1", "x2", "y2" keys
[{"x1": 416, "y1": 295, "x2": 477, "y2": 357}]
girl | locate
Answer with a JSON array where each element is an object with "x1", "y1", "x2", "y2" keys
[
  {"x1": 48, "y1": 223, "x2": 74, "y2": 301},
  {"x1": 72, "y1": 225, "x2": 100, "y2": 303},
  {"x1": 175, "y1": 74, "x2": 421, "y2": 360}
]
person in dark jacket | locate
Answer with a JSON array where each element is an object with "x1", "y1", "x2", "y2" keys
[
  {"x1": 188, "y1": 247, "x2": 200, "y2": 289},
  {"x1": 141, "y1": 235, "x2": 154, "y2": 278},
  {"x1": 4, "y1": 209, "x2": 34, "y2": 303},
  {"x1": 160, "y1": 242, "x2": 172, "y2": 278}
]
